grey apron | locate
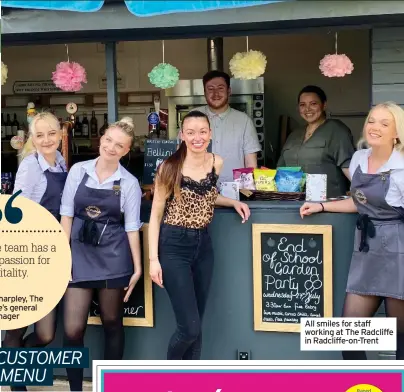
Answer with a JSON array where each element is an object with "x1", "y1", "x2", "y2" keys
[
  {"x1": 70, "y1": 173, "x2": 133, "y2": 283},
  {"x1": 36, "y1": 153, "x2": 67, "y2": 221},
  {"x1": 347, "y1": 166, "x2": 404, "y2": 299}
]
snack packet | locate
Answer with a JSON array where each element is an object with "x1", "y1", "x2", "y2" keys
[
  {"x1": 233, "y1": 167, "x2": 255, "y2": 190},
  {"x1": 277, "y1": 167, "x2": 306, "y2": 191},
  {"x1": 275, "y1": 169, "x2": 305, "y2": 192},
  {"x1": 253, "y1": 169, "x2": 277, "y2": 191}
]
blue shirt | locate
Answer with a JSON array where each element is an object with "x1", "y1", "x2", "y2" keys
[
  {"x1": 13, "y1": 151, "x2": 67, "y2": 202},
  {"x1": 60, "y1": 158, "x2": 143, "y2": 232}
]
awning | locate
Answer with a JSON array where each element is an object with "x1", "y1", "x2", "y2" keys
[{"x1": 1, "y1": 0, "x2": 284, "y2": 17}]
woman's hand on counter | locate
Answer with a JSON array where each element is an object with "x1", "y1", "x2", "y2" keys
[
  {"x1": 300, "y1": 197, "x2": 357, "y2": 218},
  {"x1": 150, "y1": 259, "x2": 164, "y2": 288},
  {"x1": 233, "y1": 201, "x2": 250, "y2": 223},
  {"x1": 300, "y1": 202, "x2": 323, "y2": 218}
]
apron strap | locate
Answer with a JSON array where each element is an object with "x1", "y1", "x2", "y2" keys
[{"x1": 356, "y1": 214, "x2": 376, "y2": 253}]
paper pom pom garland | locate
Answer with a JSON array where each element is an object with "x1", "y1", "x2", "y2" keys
[
  {"x1": 319, "y1": 32, "x2": 354, "y2": 78},
  {"x1": 148, "y1": 40, "x2": 179, "y2": 89},
  {"x1": 148, "y1": 63, "x2": 179, "y2": 89},
  {"x1": 52, "y1": 61, "x2": 88, "y2": 92},
  {"x1": 229, "y1": 36, "x2": 267, "y2": 80},
  {"x1": 319, "y1": 54, "x2": 354, "y2": 78},
  {"x1": 52, "y1": 44, "x2": 87, "y2": 92},
  {"x1": 230, "y1": 50, "x2": 267, "y2": 80},
  {"x1": 2, "y1": 61, "x2": 8, "y2": 86}
]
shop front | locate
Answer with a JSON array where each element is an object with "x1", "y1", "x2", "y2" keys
[{"x1": 2, "y1": 0, "x2": 404, "y2": 379}]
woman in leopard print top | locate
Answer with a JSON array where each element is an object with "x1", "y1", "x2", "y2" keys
[{"x1": 149, "y1": 110, "x2": 250, "y2": 360}]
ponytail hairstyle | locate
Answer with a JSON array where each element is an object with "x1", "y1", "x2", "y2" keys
[
  {"x1": 156, "y1": 110, "x2": 211, "y2": 199},
  {"x1": 19, "y1": 112, "x2": 61, "y2": 159},
  {"x1": 107, "y1": 116, "x2": 136, "y2": 148}
]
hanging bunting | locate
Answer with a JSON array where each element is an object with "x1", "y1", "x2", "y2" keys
[
  {"x1": 52, "y1": 45, "x2": 87, "y2": 92},
  {"x1": 319, "y1": 32, "x2": 354, "y2": 78},
  {"x1": 2, "y1": 62, "x2": 9, "y2": 86},
  {"x1": 229, "y1": 36, "x2": 267, "y2": 80},
  {"x1": 124, "y1": 1, "x2": 285, "y2": 17},
  {"x1": 148, "y1": 41, "x2": 179, "y2": 89},
  {"x1": 1, "y1": 1, "x2": 104, "y2": 12}
]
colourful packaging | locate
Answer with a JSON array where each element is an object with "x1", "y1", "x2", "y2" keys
[
  {"x1": 275, "y1": 170, "x2": 305, "y2": 192},
  {"x1": 253, "y1": 169, "x2": 277, "y2": 191},
  {"x1": 233, "y1": 167, "x2": 255, "y2": 190},
  {"x1": 277, "y1": 167, "x2": 306, "y2": 191}
]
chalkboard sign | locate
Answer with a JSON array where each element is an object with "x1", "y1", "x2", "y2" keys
[
  {"x1": 88, "y1": 224, "x2": 154, "y2": 327},
  {"x1": 143, "y1": 139, "x2": 178, "y2": 185},
  {"x1": 252, "y1": 224, "x2": 332, "y2": 333}
]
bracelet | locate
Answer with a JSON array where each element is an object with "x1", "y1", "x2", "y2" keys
[{"x1": 320, "y1": 203, "x2": 325, "y2": 212}]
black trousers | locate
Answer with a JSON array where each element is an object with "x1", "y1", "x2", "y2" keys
[{"x1": 159, "y1": 223, "x2": 214, "y2": 360}]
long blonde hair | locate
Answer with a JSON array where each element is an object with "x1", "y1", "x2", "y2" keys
[
  {"x1": 19, "y1": 112, "x2": 61, "y2": 159},
  {"x1": 357, "y1": 101, "x2": 404, "y2": 153}
]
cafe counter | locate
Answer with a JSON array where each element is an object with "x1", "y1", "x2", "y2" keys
[{"x1": 52, "y1": 200, "x2": 388, "y2": 378}]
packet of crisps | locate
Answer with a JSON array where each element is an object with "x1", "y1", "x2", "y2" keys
[
  {"x1": 275, "y1": 169, "x2": 305, "y2": 192},
  {"x1": 277, "y1": 167, "x2": 305, "y2": 191},
  {"x1": 253, "y1": 169, "x2": 277, "y2": 191},
  {"x1": 233, "y1": 167, "x2": 256, "y2": 190}
]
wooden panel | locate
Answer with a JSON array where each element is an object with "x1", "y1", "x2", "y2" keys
[
  {"x1": 372, "y1": 40, "x2": 404, "y2": 63},
  {"x1": 373, "y1": 27, "x2": 404, "y2": 43},
  {"x1": 372, "y1": 62, "x2": 404, "y2": 84},
  {"x1": 372, "y1": 84, "x2": 404, "y2": 105}
]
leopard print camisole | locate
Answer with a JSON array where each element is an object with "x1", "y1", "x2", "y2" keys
[{"x1": 163, "y1": 154, "x2": 219, "y2": 229}]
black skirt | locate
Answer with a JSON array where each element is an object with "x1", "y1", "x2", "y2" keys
[{"x1": 68, "y1": 274, "x2": 131, "y2": 289}]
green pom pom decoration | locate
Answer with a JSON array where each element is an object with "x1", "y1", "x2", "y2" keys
[{"x1": 148, "y1": 63, "x2": 179, "y2": 89}]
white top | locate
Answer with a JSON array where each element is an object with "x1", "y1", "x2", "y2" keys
[
  {"x1": 60, "y1": 158, "x2": 143, "y2": 232},
  {"x1": 194, "y1": 105, "x2": 261, "y2": 183},
  {"x1": 13, "y1": 151, "x2": 67, "y2": 203},
  {"x1": 349, "y1": 148, "x2": 404, "y2": 208}
]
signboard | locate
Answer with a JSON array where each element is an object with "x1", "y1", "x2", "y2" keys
[
  {"x1": 98, "y1": 75, "x2": 126, "y2": 89},
  {"x1": 13, "y1": 80, "x2": 64, "y2": 94},
  {"x1": 143, "y1": 139, "x2": 178, "y2": 185},
  {"x1": 252, "y1": 224, "x2": 332, "y2": 333},
  {"x1": 88, "y1": 224, "x2": 154, "y2": 327}
]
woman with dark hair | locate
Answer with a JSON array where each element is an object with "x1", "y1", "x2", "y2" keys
[
  {"x1": 277, "y1": 85, "x2": 355, "y2": 198},
  {"x1": 148, "y1": 110, "x2": 250, "y2": 360}
]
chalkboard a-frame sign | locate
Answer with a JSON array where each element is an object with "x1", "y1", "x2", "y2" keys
[
  {"x1": 87, "y1": 224, "x2": 154, "y2": 327},
  {"x1": 252, "y1": 224, "x2": 332, "y2": 333}
]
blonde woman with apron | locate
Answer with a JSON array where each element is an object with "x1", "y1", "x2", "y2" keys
[
  {"x1": 2, "y1": 112, "x2": 67, "y2": 391},
  {"x1": 300, "y1": 102, "x2": 404, "y2": 360},
  {"x1": 60, "y1": 117, "x2": 142, "y2": 391}
]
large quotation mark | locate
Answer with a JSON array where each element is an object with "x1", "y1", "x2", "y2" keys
[{"x1": 0, "y1": 190, "x2": 23, "y2": 224}]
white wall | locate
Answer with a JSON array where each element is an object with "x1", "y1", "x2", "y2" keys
[{"x1": 2, "y1": 29, "x2": 371, "y2": 151}]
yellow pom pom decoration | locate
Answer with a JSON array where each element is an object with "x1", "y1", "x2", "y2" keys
[
  {"x1": 1, "y1": 61, "x2": 8, "y2": 86},
  {"x1": 229, "y1": 50, "x2": 267, "y2": 80}
]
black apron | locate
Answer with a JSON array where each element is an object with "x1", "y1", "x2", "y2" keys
[
  {"x1": 70, "y1": 173, "x2": 133, "y2": 283},
  {"x1": 346, "y1": 165, "x2": 404, "y2": 299},
  {"x1": 36, "y1": 153, "x2": 67, "y2": 221}
]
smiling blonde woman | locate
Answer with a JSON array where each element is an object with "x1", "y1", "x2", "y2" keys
[
  {"x1": 2, "y1": 112, "x2": 68, "y2": 392},
  {"x1": 300, "y1": 101, "x2": 404, "y2": 361}
]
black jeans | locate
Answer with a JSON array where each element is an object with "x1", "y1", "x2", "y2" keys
[{"x1": 159, "y1": 223, "x2": 214, "y2": 360}]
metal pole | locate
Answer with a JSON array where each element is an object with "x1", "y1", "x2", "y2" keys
[{"x1": 105, "y1": 42, "x2": 118, "y2": 123}]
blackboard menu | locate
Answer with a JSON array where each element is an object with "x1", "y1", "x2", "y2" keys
[
  {"x1": 143, "y1": 139, "x2": 178, "y2": 185},
  {"x1": 253, "y1": 224, "x2": 332, "y2": 333},
  {"x1": 88, "y1": 226, "x2": 154, "y2": 327}
]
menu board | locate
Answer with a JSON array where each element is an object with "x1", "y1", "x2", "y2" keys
[
  {"x1": 143, "y1": 139, "x2": 178, "y2": 185},
  {"x1": 252, "y1": 224, "x2": 332, "y2": 333},
  {"x1": 88, "y1": 224, "x2": 154, "y2": 327}
]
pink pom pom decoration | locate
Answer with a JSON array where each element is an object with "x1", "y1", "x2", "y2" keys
[
  {"x1": 52, "y1": 61, "x2": 87, "y2": 92},
  {"x1": 319, "y1": 54, "x2": 354, "y2": 78}
]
